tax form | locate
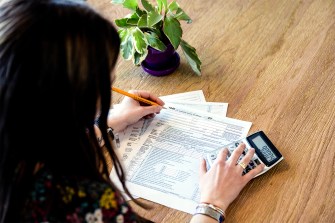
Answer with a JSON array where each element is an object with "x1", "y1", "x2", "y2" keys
[
  {"x1": 110, "y1": 103, "x2": 252, "y2": 214},
  {"x1": 113, "y1": 90, "x2": 227, "y2": 145},
  {"x1": 165, "y1": 101, "x2": 228, "y2": 116},
  {"x1": 113, "y1": 90, "x2": 228, "y2": 163},
  {"x1": 159, "y1": 90, "x2": 206, "y2": 102},
  {"x1": 160, "y1": 90, "x2": 228, "y2": 116}
]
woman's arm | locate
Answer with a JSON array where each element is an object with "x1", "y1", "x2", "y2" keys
[{"x1": 190, "y1": 143, "x2": 265, "y2": 222}]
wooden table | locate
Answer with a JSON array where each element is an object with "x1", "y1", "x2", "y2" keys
[{"x1": 88, "y1": 0, "x2": 335, "y2": 222}]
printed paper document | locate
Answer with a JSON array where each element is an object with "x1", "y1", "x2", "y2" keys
[{"x1": 111, "y1": 103, "x2": 252, "y2": 214}]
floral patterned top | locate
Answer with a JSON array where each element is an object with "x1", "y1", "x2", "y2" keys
[{"x1": 22, "y1": 167, "x2": 140, "y2": 223}]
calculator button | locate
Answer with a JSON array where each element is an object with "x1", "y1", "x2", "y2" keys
[
  {"x1": 229, "y1": 145, "x2": 235, "y2": 151},
  {"x1": 254, "y1": 159, "x2": 261, "y2": 165},
  {"x1": 209, "y1": 154, "x2": 217, "y2": 160}
]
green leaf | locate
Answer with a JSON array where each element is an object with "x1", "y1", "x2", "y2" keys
[
  {"x1": 180, "y1": 39, "x2": 201, "y2": 75},
  {"x1": 133, "y1": 49, "x2": 148, "y2": 65},
  {"x1": 136, "y1": 7, "x2": 145, "y2": 17},
  {"x1": 138, "y1": 14, "x2": 148, "y2": 27},
  {"x1": 166, "y1": 1, "x2": 192, "y2": 23},
  {"x1": 115, "y1": 16, "x2": 139, "y2": 27},
  {"x1": 157, "y1": 0, "x2": 167, "y2": 14},
  {"x1": 168, "y1": 1, "x2": 179, "y2": 12},
  {"x1": 132, "y1": 27, "x2": 148, "y2": 54},
  {"x1": 129, "y1": 11, "x2": 140, "y2": 19},
  {"x1": 127, "y1": 18, "x2": 138, "y2": 25},
  {"x1": 163, "y1": 16, "x2": 182, "y2": 49},
  {"x1": 147, "y1": 10, "x2": 163, "y2": 27},
  {"x1": 151, "y1": 28, "x2": 164, "y2": 39},
  {"x1": 175, "y1": 8, "x2": 192, "y2": 23},
  {"x1": 123, "y1": 0, "x2": 137, "y2": 11},
  {"x1": 111, "y1": 0, "x2": 124, "y2": 4},
  {"x1": 119, "y1": 30, "x2": 134, "y2": 60},
  {"x1": 141, "y1": 0, "x2": 155, "y2": 12},
  {"x1": 115, "y1": 18, "x2": 131, "y2": 28},
  {"x1": 118, "y1": 29, "x2": 128, "y2": 43},
  {"x1": 145, "y1": 32, "x2": 167, "y2": 51}
]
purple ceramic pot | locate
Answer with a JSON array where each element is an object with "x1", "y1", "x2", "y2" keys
[{"x1": 141, "y1": 43, "x2": 180, "y2": 77}]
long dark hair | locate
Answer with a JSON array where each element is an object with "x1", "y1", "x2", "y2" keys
[{"x1": 0, "y1": 0, "x2": 142, "y2": 221}]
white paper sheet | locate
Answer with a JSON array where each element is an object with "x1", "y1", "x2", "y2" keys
[
  {"x1": 165, "y1": 101, "x2": 228, "y2": 116},
  {"x1": 111, "y1": 104, "x2": 252, "y2": 214},
  {"x1": 112, "y1": 90, "x2": 207, "y2": 143},
  {"x1": 159, "y1": 90, "x2": 206, "y2": 102}
]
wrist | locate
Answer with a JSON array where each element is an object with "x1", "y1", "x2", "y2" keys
[
  {"x1": 107, "y1": 111, "x2": 128, "y2": 132},
  {"x1": 193, "y1": 203, "x2": 225, "y2": 223},
  {"x1": 200, "y1": 199, "x2": 229, "y2": 212},
  {"x1": 190, "y1": 214, "x2": 218, "y2": 223},
  {"x1": 94, "y1": 118, "x2": 115, "y2": 144},
  {"x1": 93, "y1": 124, "x2": 105, "y2": 147}
]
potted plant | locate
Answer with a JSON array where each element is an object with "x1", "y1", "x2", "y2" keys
[{"x1": 112, "y1": 0, "x2": 201, "y2": 76}]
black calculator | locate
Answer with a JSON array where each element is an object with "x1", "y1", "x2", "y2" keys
[{"x1": 205, "y1": 131, "x2": 284, "y2": 177}]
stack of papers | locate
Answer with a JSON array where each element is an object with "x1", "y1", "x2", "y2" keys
[{"x1": 110, "y1": 90, "x2": 252, "y2": 214}]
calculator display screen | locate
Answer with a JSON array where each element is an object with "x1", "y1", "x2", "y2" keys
[{"x1": 251, "y1": 135, "x2": 277, "y2": 163}]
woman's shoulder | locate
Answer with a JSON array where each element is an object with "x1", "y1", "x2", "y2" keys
[{"x1": 23, "y1": 167, "x2": 138, "y2": 223}]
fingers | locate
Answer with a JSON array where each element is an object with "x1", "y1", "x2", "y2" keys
[
  {"x1": 228, "y1": 144, "x2": 265, "y2": 176},
  {"x1": 216, "y1": 148, "x2": 229, "y2": 163},
  {"x1": 199, "y1": 158, "x2": 207, "y2": 177},
  {"x1": 139, "y1": 105, "x2": 162, "y2": 117},
  {"x1": 244, "y1": 163, "x2": 265, "y2": 181},
  {"x1": 200, "y1": 148, "x2": 228, "y2": 177},
  {"x1": 129, "y1": 90, "x2": 165, "y2": 106},
  {"x1": 237, "y1": 147, "x2": 265, "y2": 180},
  {"x1": 237, "y1": 148, "x2": 255, "y2": 170},
  {"x1": 229, "y1": 143, "x2": 246, "y2": 164}
]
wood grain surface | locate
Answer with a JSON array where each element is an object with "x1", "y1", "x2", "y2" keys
[{"x1": 88, "y1": 0, "x2": 335, "y2": 222}]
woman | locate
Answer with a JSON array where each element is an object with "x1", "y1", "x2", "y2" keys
[{"x1": 0, "y1": 0, "x2": 264, "y2": 222}]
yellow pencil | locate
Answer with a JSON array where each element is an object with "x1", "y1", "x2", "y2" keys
[{"x1": 112, "y1": 86, "x2": 165, "y2": 108}]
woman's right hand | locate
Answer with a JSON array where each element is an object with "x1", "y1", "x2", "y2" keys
[
  {"x1": 107, "y1": 90, "x2": 164, "y2": 132},
  {"x1": 198, "y1": 143, "x2": 265, "y2": 212}
]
